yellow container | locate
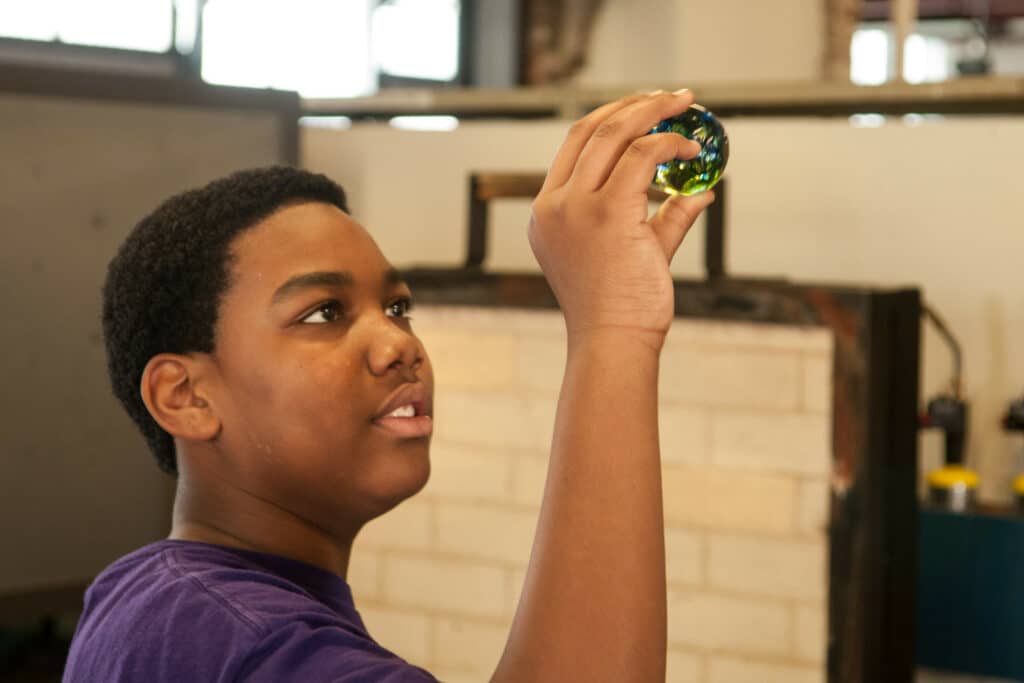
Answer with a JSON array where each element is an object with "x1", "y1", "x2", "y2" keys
[
  {"x1": 927, "y1": 465, "x2": 979, "y2": 512},
  {"x1": 1013, "y1": 474, "x2": 1024, "y2": 513}
]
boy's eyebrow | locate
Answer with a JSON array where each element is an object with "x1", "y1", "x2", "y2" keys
[
  {"x1": 270, "y1": 268, "x2": 407, "y2": 305},
  {"x1": 272, "y1": 271, "x2": 353, "y2": 304}
]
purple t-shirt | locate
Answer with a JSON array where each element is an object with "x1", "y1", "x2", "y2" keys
[{"x1": 63, "y1": 539, "x2": 437, "y2": 682}]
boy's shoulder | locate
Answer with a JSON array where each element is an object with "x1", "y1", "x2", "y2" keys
[{"x1": 63, "y1": 539, "x2": 436, "y2": 682}]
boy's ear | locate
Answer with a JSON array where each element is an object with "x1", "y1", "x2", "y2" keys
[{"x1": 140, "y1": 353, "x2": 221, "y2": 442}]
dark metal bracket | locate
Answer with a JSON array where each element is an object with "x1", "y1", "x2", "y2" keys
[{"x1": 466, "y1": 172, "x2": 728, "y2": 279}]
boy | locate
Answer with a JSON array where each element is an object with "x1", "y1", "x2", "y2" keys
[{"x1": 63, "y1": 90, "x2": 714, "y2": 682}]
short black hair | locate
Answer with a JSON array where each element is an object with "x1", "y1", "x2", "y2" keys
[{"x1": 101, "y1": 166, "x2": 349, "y2": 475}]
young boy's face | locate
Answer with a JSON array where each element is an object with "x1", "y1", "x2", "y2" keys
[{"x1": 200, "y1": 200, "x2": 433, "y2": 528}]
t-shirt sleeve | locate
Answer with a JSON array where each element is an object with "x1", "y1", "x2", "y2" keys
[{"x1": 236, "y1": 619, "x2": 439, "y2": 682}]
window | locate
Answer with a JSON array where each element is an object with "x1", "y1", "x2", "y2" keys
[
  {"x1": 200, "y1": 0, "x2": 376, "y2": 97},
  {"x1": 0, "y1": 0, "x2": 174, "y2": 52},
  {"x1": 1, "y1": 0, "x2": 464, "y2": 98},
  {"x1": 201, "y1": 0, "x2": 461, "y2": 97},
  {"x1": 372, "y1": 0, "x2": 460, "y2": 82},
  {"x1": 851, "y1": 26, "x2": 953, "y2": 85}
]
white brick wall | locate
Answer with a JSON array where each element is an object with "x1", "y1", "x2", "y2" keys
[
  {"x1": 358, "y1": 605, "x2": 431, "y2": 667},
  {"x1": 662, "y1": 465, "x2": 798, "y2": 533},
  {"x1": 356, "y1": 498, "x2": 433, "y2": 551},
  {"x1": 382, "y1": 555, "x2": 508, "y2": 618},
  {"x1": 707, "y1": 533, "x2": 826, "y2": 601},
  {"x1": 436, "y1": 503, "x2": 537, "y2": 566},
  {"x1": 420, "y1": 442, "x2": 512, "y2": 503},
  {"x1": 711, "y1": 411, "x2": 831, "y2": 476},
  {"x1": 433, "y1": 617, "x2": 508, "y2": 678},
  {"x1": 660, "y1": 345, "x2": 803, "y2": 410},
  {"x1": 707, "y1": 656, "x2": 821, "y2": 683},
  {"x1": 348, "y1": 306, "x2": 832, "y2": 681},
  {"x1": 667, "y1": 590, "x2": 792, "y2": 655}
]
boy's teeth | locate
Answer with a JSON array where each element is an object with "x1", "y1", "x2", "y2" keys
[{"x1": 387, "y1": 404, "x2": 416, "y2": 418}]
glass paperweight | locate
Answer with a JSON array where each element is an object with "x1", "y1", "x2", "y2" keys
[{"x1": 649, "y1": 104, "x2": 729, "y2": 196}]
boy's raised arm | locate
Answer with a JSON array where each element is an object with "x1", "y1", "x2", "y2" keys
[{"x1": 490, "y1": 91, "x2": 716, "y2": 683}]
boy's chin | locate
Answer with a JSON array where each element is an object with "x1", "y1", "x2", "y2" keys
[{"x1": 363, "y1": 451, "x2": 431, "y2": 516}]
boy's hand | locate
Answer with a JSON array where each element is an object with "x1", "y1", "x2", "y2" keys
[{"x1": 528, "y1": 91, "x2": 716, "y2": 346}]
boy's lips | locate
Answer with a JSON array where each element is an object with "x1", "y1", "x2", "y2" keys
[
  {"x1": 373, "y1": 415, "x2": 433, "y2": 438},
  {"x1": 372, "y1": 382, "x2": 433, "y2": 438}
]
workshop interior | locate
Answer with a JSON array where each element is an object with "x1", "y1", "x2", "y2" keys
[{"x1": 1, "y1": 1, "x2": 1024, "y2": 681}]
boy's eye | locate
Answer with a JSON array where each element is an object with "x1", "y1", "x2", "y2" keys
[
  {"x1": 386, "y1": 298, "x2": 413, "y2": 319},
  {"x1": 301, "y1": 300, "x2": 343, "y2": 324}
]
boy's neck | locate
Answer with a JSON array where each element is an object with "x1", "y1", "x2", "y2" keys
[{"x1": 168, "y1": 470, "x2": 355, "y2": 579}]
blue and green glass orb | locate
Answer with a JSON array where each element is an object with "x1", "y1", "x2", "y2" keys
[{"x1": 649, "y1": 104, "x2": 729, "y2": 196}]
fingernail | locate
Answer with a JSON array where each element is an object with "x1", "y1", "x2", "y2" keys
[
  {"x1": 673, "y1": 88, "x2": 690, "y2": 96},
  {"x1": 648, "y1": 89, "x2": 666, "y2": 95}
]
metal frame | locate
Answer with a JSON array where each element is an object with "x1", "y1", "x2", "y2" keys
[
  {"x1": 408, "y1": 172, "x2": 922, "y2": 683},
  {"x1": 466, "y1": 173, "x2": 729, "y2": 281}
]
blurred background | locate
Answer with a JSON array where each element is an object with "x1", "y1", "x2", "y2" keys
[{"x1": 1, "y1": 1, "x2": 1023, "y2": 682}]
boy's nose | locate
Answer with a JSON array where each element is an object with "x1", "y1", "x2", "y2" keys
[{"x1": 366, "y1": 322, "x2": 425, "y2": 378}]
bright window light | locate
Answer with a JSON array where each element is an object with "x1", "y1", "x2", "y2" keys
[
  {"x1": 372, "y1": 0, "x2": 459, "y2": 81},
  {"x1": 173, "y1": 0, "x2": 199, "y2": 54},
  {"x1": 904, "y1": 34, "x2": 951, "y2": 84},
  {"x1": 852, "y1": 27, "x2": 952, "y2": 86},
  {"x1": 849, "y1": 113, "x2": 887, "y2": 128},
  {"x1": 299, "y1": 116, "x2": 354, "y2": 130},
  {"x1": 0, "y1": 0, "x2": 59, "y2": 41},
  {"x1": 389, "y1": 115, "x2": 459, "y2": 131},
  {"x1": 201, "y1": 0, "x2": 375, "y2": 97},
  {"x1": 851, "y1": 29, "x2": 889, "y2": 85},
  {"x1": 0, "y1": 0, "x2": 173, "y2": 51}
]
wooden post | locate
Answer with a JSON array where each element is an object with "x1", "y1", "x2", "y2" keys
[{"x1": 891, "y1": 0, "x2": 919, "y2": 82}]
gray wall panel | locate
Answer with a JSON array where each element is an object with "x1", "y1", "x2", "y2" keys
[{"x1": 0, "y1": 93, "x2": 284, "y2": 595}]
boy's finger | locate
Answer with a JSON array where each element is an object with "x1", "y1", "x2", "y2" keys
[
  {"x1": 602, "y1": 132, "x2": 701, "y2": 197},
  {"x1": 569, "y1": 90, "x2": 696, "y2": 191},
  {"x1": 540, "y1": 94, "x2": 647, "y2": 194},
  {"x1": 649, "y1": 191, "x2": 716, "y2": 260}
]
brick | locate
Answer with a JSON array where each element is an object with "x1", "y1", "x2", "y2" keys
[
  {"x1": 509, "y1": 454, "x2": 549, "y2": 508},
  {"x1": 659, "y1": 405, "x2": 710, "y2": 465},
  {"x1": 802, "y1": 354, "x2": 832, "y2": 413},
  {"x1": 436, "y1": 502, "x2": 537, "y2": 566},
  {"x1": 357, "y1": 606, "x2": 431, "y2": 667},
  {"x1": 517, "y1": 334, "x2": 567, "y2": 394},
  {"x1": 667, "y1": 649, "x2": 702, "y2": 682},
  {"x1": 707, "y1": 656, "x2": 823, "y2": 683},
  {"x1": 796, "y1": 603, "x2": 827, "y2": 663},
  {"x1": 526, "y1": 397, "x2": 559, "y2": 452},
  {"x1": 507, "y1": 568, "x2": 527, "y2": 619},
  {"x1": 347, "y1": 549, "x2": 381, "y2": 601},
  {"x1": 383, "y1": 555, "x2": 506, "y2": 618},
  {"x1": 662, "y1": 465, "x2": 797, "y2": 534},
  {"x1": 798, "y1": 479, "x2": 830, "y2": 536},
  {"x1": 660, "y1": 345, "x2": 802, "y2": 410},
  {"x1": 708, "y1": 533, "x2": 826, "y2": 601},
  {"x1": 665, "y1": 527, "x2": 702, "y2": 586},
  {"x1": 356, "y1": 499, "x2": 432, "y2": 551},
  {"x1": 434, "y1": 616, "x2": 509, "y2": 677},
  {"x1": 667, "y1": 590, "x2": 791, "y2": 655},
  {"x1": 666, "y1": 319, "x2": 833, "y2": 354},
  {"x1": 422, "y1": 442, "x2": 510, "y2": 502},
  {"x1": 434, "y1": 390, "x2": 554, "y2": 451},
  {"x1": 416, "y1": 328, "x2": 518, "y2": 389},
  {"x1": 711, "y1": 411, "x2": 830, "y2": 476}
]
